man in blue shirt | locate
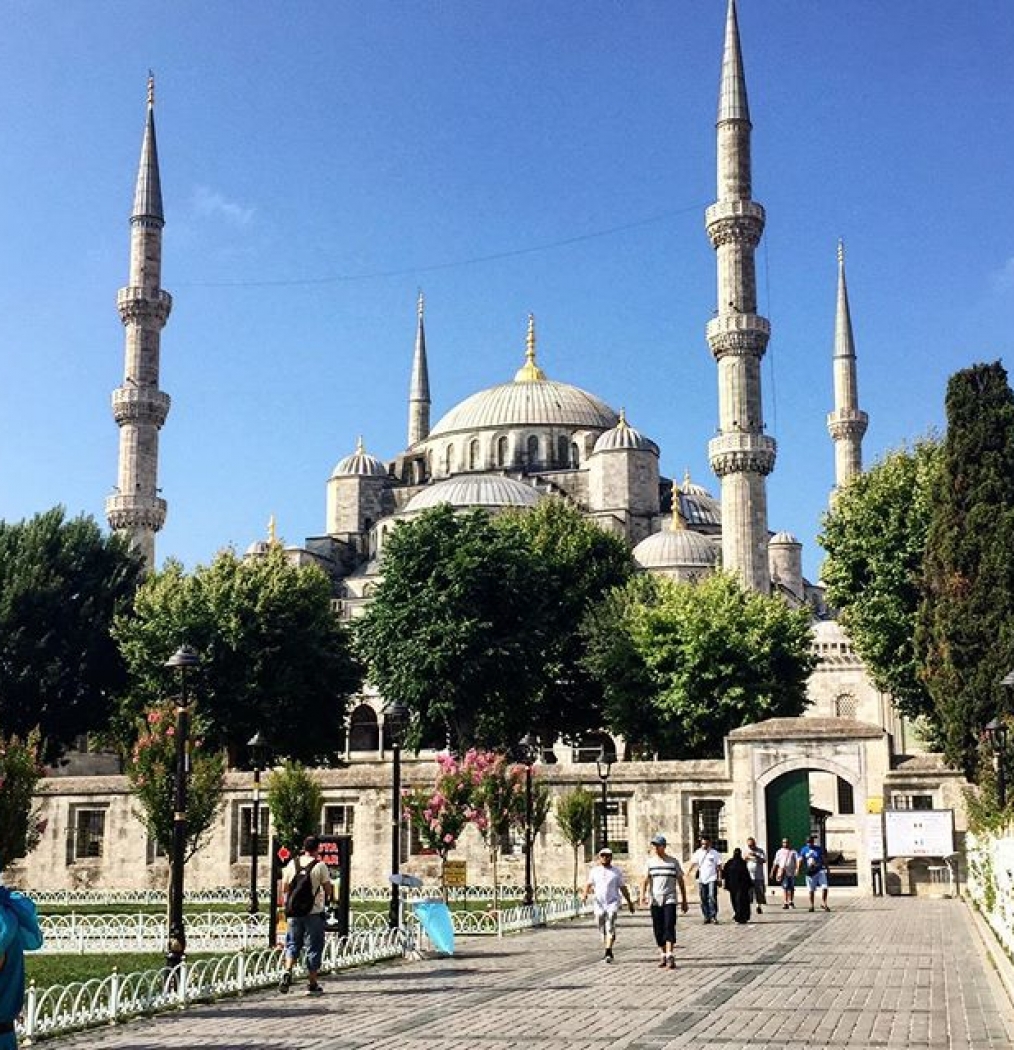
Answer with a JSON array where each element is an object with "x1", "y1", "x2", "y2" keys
[{"x1": 799, "y1": 835, "x2": 830, "y2": 912}]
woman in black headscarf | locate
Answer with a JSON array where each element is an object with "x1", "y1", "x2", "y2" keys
[{"x1": 723, "y1": 847, "x2": 753, "y2": 924}]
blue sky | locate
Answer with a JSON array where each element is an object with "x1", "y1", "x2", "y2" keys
[{"x1": 1, "y1": 1, "x2": 1012, "y2": 582}]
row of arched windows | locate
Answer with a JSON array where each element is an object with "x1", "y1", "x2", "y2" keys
[{"x1": 434, "y1": 433, "x2": 580, "y2": 476}]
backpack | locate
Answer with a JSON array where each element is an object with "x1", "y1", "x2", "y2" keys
[
  {"x1": 285, "y1": 858, "x2": 317, "y2": 918},
  {"x1": 805, "y1": 852, "x2": 821, "y2": 875}
]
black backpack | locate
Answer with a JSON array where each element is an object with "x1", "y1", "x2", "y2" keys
[{"x1": 285, "y1": 858, "x2": 317, "y2": 918}]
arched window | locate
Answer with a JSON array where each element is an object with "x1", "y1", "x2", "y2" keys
[
  {"x1": 526, "y1": 435, "x2": 540, "y2": 466},
  {"x1": 445, "y1": 444, "x2": 454, "y2": 474},
  {"x1": 570, "y1": 442, "x2": 580, "y2": 467},
  {"x1": 557, "y1": 435, "x2": 569, "y2": 466},
  {"x1": 469, "y1": 439, "x2": 481, "y2": 470},
  {"x1": 496, "y1": 435, "x2": 509, "y2": 467},
  {"x1": 348, "y1": 704, "x2": 380, "y2": 752},
  {"x1": 835, "y1": 693, "x2": 858, "y2": 719}
]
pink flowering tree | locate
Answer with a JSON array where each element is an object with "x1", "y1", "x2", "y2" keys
[
  {"x1": 124, "y1": 702, "x2": 225, "y2": 864},
  {"x1": 0, "y1": 727, "x2": 45, "y2": 874},
  {"x1": 470, "y1": 751, "x2": 529, "y2": 910}
]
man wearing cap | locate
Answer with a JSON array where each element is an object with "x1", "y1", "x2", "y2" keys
[
  {"x1": 640, "y1": 835, "x2": 688, "y2": 970},
  {"x1": 582, "y1": 847, "x2": 635, "y2": 963}
]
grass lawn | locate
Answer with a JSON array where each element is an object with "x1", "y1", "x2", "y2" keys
[{"x1": 25, "y1": 952, "x2": 235, "y2": 989}]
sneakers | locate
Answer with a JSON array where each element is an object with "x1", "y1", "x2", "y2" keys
[
  {"x1": 808, "y1": 906, "x2": 815, "y2": 912},
  {"x1": 604, "y1": 948, "x2": 614, "y2": 963},
  {"x1": 789, "y1": 902, "x2": 795, "y2": 909},
  {"x1": 657, "y1": 958, "x2": 668, "y2": 968},
  {"x1": 306, "y1": 982, "x2": 324, "y2": 995},
  {"x1": 821, "y1": 905, "x2": 831, "y2": 912},
  {"x1": 756, "y1": 907, "x2": 763, "y2": 915},
  {"x1": 667, "y1": 956, "x2": 676, "y2": 970},
  {"x1": 782, "y1": 903, "x2": 789, "y2": 910},
  {"x1": 278, "y1": 970, "x2": 292, "y2": 994}
]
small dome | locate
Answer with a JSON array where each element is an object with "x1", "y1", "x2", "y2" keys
[
  {"x1": 633, "y1": 528, "x2": 719, "y2": 571},
  {"x1": 404, "y1": 473, "x2": 541, "y2": 513},
  {"x1": 592, "y1": 409, "x2": 659, "y2": 455},
  {"x1": 770, "y1": 531, "x2": 801, "y2": 546},
  {"x1": 244, "y1": 540, "x2": 270, "y2": 557},
  {"x1": 332, "y1": 437, "x2": 386, "y2": 479}
]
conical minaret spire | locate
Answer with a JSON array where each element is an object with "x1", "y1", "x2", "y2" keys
[
  {"x1": 705, "y1": 0, "x2": 775, "y2": 593},
  {"x1": 407, "y1": 291, "x2": 431, "y2": 446},
  {"x1": 105, "y1": 74, "x2": 172, "y2": 570},
  {"x1": 827, "y1": 241, "x2": 868, "y2": 496}
]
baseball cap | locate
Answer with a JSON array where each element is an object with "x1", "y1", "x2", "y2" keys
[
  {"x1": 598, "y1": 847, "x2": 613, "y2": 856},
  {"x1": 650, "y1": 834, "x2": 667, "y2": 846}
]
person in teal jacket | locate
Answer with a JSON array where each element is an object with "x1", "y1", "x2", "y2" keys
[{"x1": 0, "y1": 887, "x2": 43, "y2": 1049}]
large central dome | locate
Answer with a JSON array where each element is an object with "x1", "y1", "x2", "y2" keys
[{"x1": 428, "y1": 316, "x2": 618, "y2": 438}]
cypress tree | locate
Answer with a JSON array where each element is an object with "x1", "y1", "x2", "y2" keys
[{"x1": 915, "y1": 362, "x2": 1014, "y2": 777}]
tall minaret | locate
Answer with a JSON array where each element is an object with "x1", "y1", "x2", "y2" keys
[
  {"x1": 827, "y1": 241, "x2": 868, "y2": 495},
  {"x1": 105, "y1": 75, "x2": 172, "y2": 570},
  {"x1": 705, "y1": 0, "x2": 776, "y2": 593},
  {"x1": 407, "y1": 291, "x2": 430, "y2": 447}
]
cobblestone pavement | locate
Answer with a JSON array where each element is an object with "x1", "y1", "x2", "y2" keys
[{"x1": 52, "y1": 896, "x2": 1014, "y2": 1050}]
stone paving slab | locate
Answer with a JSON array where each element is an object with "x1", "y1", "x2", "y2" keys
[{"x1": 50, "y1": 897, "x2": 1014, "y2": 1049}]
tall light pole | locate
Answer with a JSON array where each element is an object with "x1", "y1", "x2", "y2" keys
[
  {"x1": 385, "y1": 701, "x2": 409, "y2": 930},
  {"x1": 247, "y1": 730, "x2": 267, "y2": 916},
  {"x1": 596, "y1": 747, "x2": 613, "y2": 854},
  {"x1": 518, "y1": 732, "x2": 539, "y2": 907},
  {"x1": 165, "y1": 644, "x2": 200, "y2": 973}
]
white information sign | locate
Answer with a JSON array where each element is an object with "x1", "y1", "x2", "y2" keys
[
  {"x1": 884, "y1": 809, "x2": 954, "y2": 857},
  {"x1": 866, "y1": 814, "x2": 885, "y2": 863}
]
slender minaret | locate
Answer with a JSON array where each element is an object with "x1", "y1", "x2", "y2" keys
[
  {"x1": 106, "y1": 75, "x2": 172, "y2": 570},
  {"x1": 407, "y1": 291, "x2": 431, "y2": 446},
  {"x1": 705, "y1": 0, "x2": 776, "y2": 593},
  {"x1": 827, "y1": 241, "x2": 868, "y2": 495}
]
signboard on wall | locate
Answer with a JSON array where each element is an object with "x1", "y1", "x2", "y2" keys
[
  {"x1": 884, "y1": 809, "x2": 954, "y2": 857},
  {"x1": 866, "y1": 814, "x2": 885, "y2": 862},
  {"x1": 444, "y1": 859, "x2": 467, "y2": 887}
]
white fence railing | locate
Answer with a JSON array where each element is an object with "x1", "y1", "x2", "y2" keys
[{"x1": 966, "y1": 830, "x2": 1014, "y2": 959}]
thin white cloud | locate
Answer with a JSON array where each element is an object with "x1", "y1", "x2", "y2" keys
[{"x1": 191, "y1": 185, "x2": 255, "y2": 227}]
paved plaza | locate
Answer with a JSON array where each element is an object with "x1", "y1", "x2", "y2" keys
[{"x1": 52, "y1": 897, "x2": 1014, "y2": 1050}]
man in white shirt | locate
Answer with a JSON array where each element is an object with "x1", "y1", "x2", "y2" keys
[
  {"x1": 640, "y1": 834, "x2": 689, "y2": 969},
  {"x1": 687, "y1": 836, "x2": 723, "y2": 924},
  {"x1": 770, "y1": 838, "x2": 799, "y2": 910},
  {"x1": 582, "y1": 847, "x2": 634, "y2": 963}
]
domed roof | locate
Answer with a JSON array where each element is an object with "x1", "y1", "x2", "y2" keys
[
  {"x1": 332, "y1": 437, "x2": 386, "y2": 478},
  {"x1": 592, "y1": 409, "x2": 659, "y2": 455},
  {"x1": 675, "y1": 471, "x2": 721, "y2": 527},
  {"x1": 632, "y1": 526, "x2": 719, "y2": 571},
  {"x1": 244, "y1": 540, "x2": 270, "y2": 557},
  {"x1": 428, "y1": 317, "x2": 618, "y2": 438},
  {"x1": 404, "y1": 473, "x2": 542, "y2": 513},
  {"x1": 770, "y1": 531, "x2": 801, "y2": 546}
]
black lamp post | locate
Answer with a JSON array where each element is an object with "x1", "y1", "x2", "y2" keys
[
  {"x1": 164, "y1": 644, "x2": 200, "y2": 973},
  {"x1": 247, "y1": 730, "x2": 268, "y2": 915},
  {"x1": 518, "y1": 732, "x2": 539, "y2": 907},
  {"x1": 385, "y1": 701, "x2": 409, "y2": 930},
  {"x1": 596, "y1": 746, "x2": 613, "y2": 853}
]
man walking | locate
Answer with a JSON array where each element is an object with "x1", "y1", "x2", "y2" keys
[
  {"x1": 687, "y1": 836, "x2": 723, "y2": 924},
  {"x1": 279, "y1": 835, "x2": 334, "y2": 994},
  {"x1": 640, "y1": 834, "x2": 688, "y2": 969},
  {"x1": 744, "y1": 837, "x2": 767, "y2": 915},
  {"x1": 799, "y1": 835, "x2": 830, "y2": 912},
  {"x1": 582, "y1": 847, "x2": 634, "y2": 963},
  {"x1": 770, "y1": 837, "x2": 799, "y2": 909}
]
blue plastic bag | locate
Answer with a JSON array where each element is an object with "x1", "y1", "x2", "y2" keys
[{"x1": 413, "y1": 900, "x2": 455, "y2": 955}]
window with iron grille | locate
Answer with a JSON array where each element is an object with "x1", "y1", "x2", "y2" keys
[
  {"x1": 68, "y1": 808, "x2": 106, "y2": 862},
  {"x1": 594, "y1": 796, "x2": 630, "y2": 855},
  {"x1": 691, "y1": 799, "x2": 727, "y2": 854},
  {"x1": 836, "y1": 777, "x2": 855, "y2": 815},
  {"x1": 835, "y1": 693, "x2": 859, "y2": 719},
  {"x1": 892, "y1": 793, "x2": 934, "y2": 811},
  {"x1": 322, "y1": 804, "x2": 355, "y2": 838},
  {"x1": 238, "y1": 804, "x2": 270, "y2": 857}
]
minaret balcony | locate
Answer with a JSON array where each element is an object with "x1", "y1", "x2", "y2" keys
[
  {"x1": 708, "y1": 432, "x2": 777, "y2": 477},
  {"x1": 117, "y1": 286, "x2": 172, "y2": 326},
  {"x1": 105, "y1": 493, "x2": 167, "y2": 531},
  {"x1": 706, "y1": 313, "x2": 770, "y2": 357},
  {"x1": 827, "y1": 409, "x2": 869, "y2": 441},
  {"x1": 705, "y1": 199, "x2": 765, "y2": 247},
  {"x1": 111, "y1": 386, "x2": 171, "y2": 427}
]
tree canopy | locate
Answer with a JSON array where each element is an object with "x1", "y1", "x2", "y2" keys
[
  {"x1": 353, "y1": 500, "x2": 633, "y2": 752},
  {"x1": 0, "y1": 508, "x2": 143, "y2": 758},
  {"x1": 113, "y1": 546, "x2": 360, "y2": 765},
  {"x1": 582, "y1": 572, "x2": 816, "y2": 758},
  {"x1": 819, "y1": 438, "x2": 941, "y2": 728},
  {"x1": 915, "y1": 362, "x2": 1014, "y2": 777}
]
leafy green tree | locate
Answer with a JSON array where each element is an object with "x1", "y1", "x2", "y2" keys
[
  {"x1": 555, "y1": 787, "x2": 596, "y2": 893},
  {"x1": 0, "y1": 728, "x2": 44, "y2": 873},
  {"x1": 113, "y1": 547, "x2": 360, "y2": 764},
  {"x1": 0, "y1": 508, "x2": 142, "y2": 758},
  {"x1": 819, "y1": 439, "x2": 941, "y2": 727},
  {"x1": 123, "y1": 703, "x2": 225, "y2": 862},
  {"x1": 265, "y1": 761, "x2": 325, "y2": 853},
  {"x1": 498, "y1": 499, "x2": 634, "y2": 740},
  {"x1": 583, "y1": 572, "x2": 816, "y2": 758},
  {"x1": 354, "y1": 507, "x2": 547, "y2": 750},
  {"x1": 915, "y1": 362, "x2": 1014, "y2": 778}
]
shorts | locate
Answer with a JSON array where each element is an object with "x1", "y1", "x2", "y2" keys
[
  {"x1": 805, "y1": 870, "x2": 828, "y2": 890},
  {"x1": 779, "y1": 874, "x2": 796, "y2": 890},
  {"x1": 595, "y1": 904, "x2": 620, "y2": 938}
]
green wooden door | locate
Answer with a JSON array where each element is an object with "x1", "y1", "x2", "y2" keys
[{"x1": 765, "y1": 770, "x2": 810, "y2": 864}]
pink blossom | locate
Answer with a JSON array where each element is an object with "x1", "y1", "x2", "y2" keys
[{"x1": 443, "y1": 834, "x2": 454, "y2": 844}]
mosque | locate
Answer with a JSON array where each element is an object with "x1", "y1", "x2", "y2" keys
[{"x1": 12, "y1": 2, "x2": 966, "y2": 898}]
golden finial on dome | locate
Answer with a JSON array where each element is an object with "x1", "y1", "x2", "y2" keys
[
  {"x1": 267, "y1": 514, "x2": 277, "y2": 546},
  {"x1": 514, "y1": 313, "x2": 547, "y2": 382},
  {"x1": 670, "y1": 498, "x2": 687, "y2": 532}
]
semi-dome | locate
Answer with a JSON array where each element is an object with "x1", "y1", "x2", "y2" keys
[
  {"x1": 675, "y1": 471, "x2": 721, "y2": 528},
  {"x1": 592, "y1": 409, "x2": 659, "y2": 455},
  {"x1": 332, "y1": 437, "x2": 387, "y2": 478},
  {"x1": 428, "y1": 317, "x2": 618, "y2": 438},
  {"x1": 632, "y1": 527, "x2": 719, "y2": 571},
  {"x1": 404, "y1": 473, "x2": 542, "y2": 513}
]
